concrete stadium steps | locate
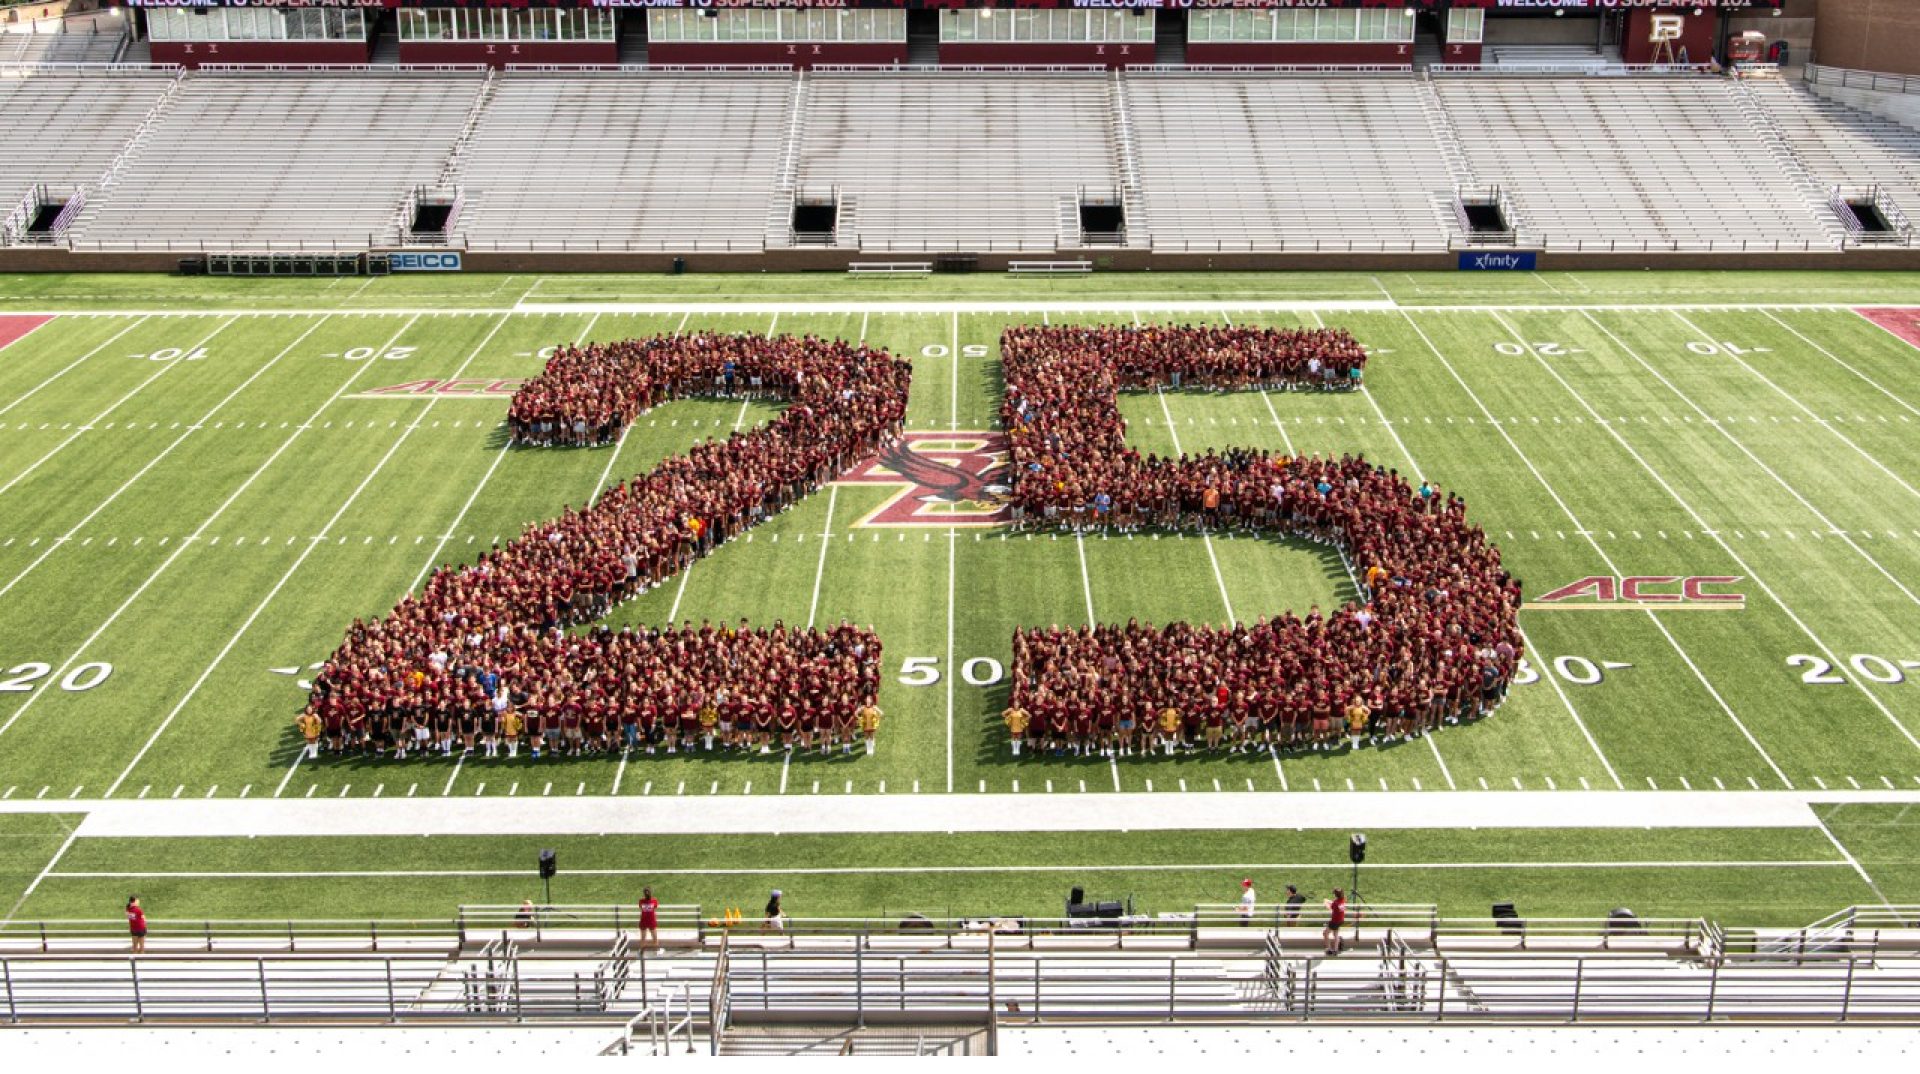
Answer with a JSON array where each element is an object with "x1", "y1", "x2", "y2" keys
[
  {"x1": 1430, "y1": 73, "x2": 1839, "y2": 253},
  {"x1": 453, "y1": 69, "x2": 791, "y2": 254},
  {"x1": 0, "y1": 67, "x2": 177, "y2": 214},
  {"x1": 67, "y1": 69, "x2": 487, "y2": 252},
  {"x1": 792, "y1": 69, "x2": 1123, "y2": 256},
  {"x1": 1128, "y1": 72, "x2": 1453, "y2": 255}
]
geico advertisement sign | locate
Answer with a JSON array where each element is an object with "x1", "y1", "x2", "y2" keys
[{"x1": 386, "y1": 252, "x2": 463, "y2": 273}]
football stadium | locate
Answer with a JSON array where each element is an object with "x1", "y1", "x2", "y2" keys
[{"x1": 1, "y1": 0, "x2": 1919, "y2": 1059}]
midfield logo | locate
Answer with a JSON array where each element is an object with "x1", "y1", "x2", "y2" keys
[
  {"x1": 836, "y1": 431, "x2": 1011, "y2": 528},
  {"x1": 1525, "y1": 575, "x2": 1745, "y2": 611}
]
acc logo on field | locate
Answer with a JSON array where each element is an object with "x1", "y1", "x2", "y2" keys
[
  {"x1": 1526, "y1": 575, "x2": 1744, "y2": 611},
  {"x1": 387, "y1": 251, "x2": 463, "y2": 273}
]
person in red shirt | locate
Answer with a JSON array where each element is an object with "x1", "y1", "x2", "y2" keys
[
  {"x1": 1323, "y1": 888, "x2": 1347, "y2": 956},
  {"x1": 126, "y1": 895, "x2": 148, "y2": 954},
  {"x1": 637, "y1": 886, "x2": 661, "y2": 950}
]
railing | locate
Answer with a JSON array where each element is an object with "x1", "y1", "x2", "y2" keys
[
  {"x1": 1805, "y1": 64, "x2": 1920, "y2": 96},
  {"x1": 1131, "y1": 64, "x2": 1415, "y2": 75},
  {"x1": 1828, "y1": 184, "x2": 1915, "y2": 247},
  {"x1": 1428, "y1": 63, "x2": 1717, "y2": 77},
  {"x1": 0, "y1": 183, "x2": 37, "y2": 246}
]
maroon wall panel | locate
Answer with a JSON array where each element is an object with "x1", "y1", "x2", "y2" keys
[
  {"x1": 400, "y1": 41, "x2": 619, "y2": 68},
  {"x1": 937, "y1": 42, "x2": 1153, "y2": 68},
  {"x1": 1185, "y1": 41, "x2": 1413, "y2": 67},
  {"x1": 1621, "y1": 10, "x2": 1718, "y2": 65},
  {"x1": 646, "y1": 42, "x2": 908, "y2": 68},
  {"x1": 1441, "y1": 41, "x2": 1482, "y2": 67},
  {"x1": 150, "y1": 40, "x2": 371, "y2": 67}
]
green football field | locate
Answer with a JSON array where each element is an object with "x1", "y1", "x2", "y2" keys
[{"x1": 1, "y1": 269, "x2": 1918, "y2": 929}]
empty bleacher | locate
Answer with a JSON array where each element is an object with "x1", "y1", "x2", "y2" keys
[
  {"x1": 1128, "y1": 72, "x2": 1452, "y2": 253},
  {"x1": 0, "y1": 66, "x2": 174, "y2": 216},
  {"x1": 1432, "y1": 73, "x2": 1837, "y2": 252},
  {"x1": 69, "y1": 68, "x2": 485, "y2": 252},
  {"x1": 0, "y1": 28, "x2": 124, "y2": 66},
  {"x1": 454, "y1": 70, "x2": 791, "y2": 253},
  {"x1": 1753, "y1": 77, "x2": 1920, "y2": 226},
  {"x1": 792, "y1": 70, "x2": 1120, "y2": 254}
]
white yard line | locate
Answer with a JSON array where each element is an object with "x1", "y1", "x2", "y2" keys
[
  {"x1": 0, "y1": 317, "x2": 149, "y2": 420},
  {"x1": 950, "y1": 311, "x2": 960, "y2": 431},
  {"x1": 806, "y1": 484, "x2": 838, "y2": 629},
  {"x1": 1074, "y1": 533, "x2": 1097, "y2": 627},
  {"x1": 0, "y1": 818, "x2": 80, "y2": 926},
  {"x1": 272, "y1": 749, "x2": 304, "y2": 800},
  {"x1": 1350, "y1": 344, "x2": 1615, "y2": 788},
  {"x1": 1570, "y1": 313, "x2": 1920, "y2": 757},
  {"x1": 105, "y1": 314, "x2": 511, "y2": 799},
  {"x1": 0, "y1": 316, "x2": 332, "y2": 601},
  {"x1": 1774, "y1": 310, "x2": 1920, "y2": 419},
  {"x1": 1155, "y1": 389, "x2": 1236, "y2": 624},
  {"x1": 665, "y1": 561, "x2": 695, "y2": 626},
  {"x1": 1412, "y1": 311, "x2": 1789, "y2": 786},
  {"x1": 1672, "y1": 311, "x2": 1920, "y2": 505},
  {"x1": 1809, "y1": 810, "x2": 1890, "y2": 906},
  {"x1": 47, "y1": 858, "x2": 1858, "y2": 881},
  {"x1": 0, "y1": 316, "x2": 235, "y2": 503},
  {"x1": 1589, "y1": 313, "x2": 1920, "y2": 609},
  {"x1": 0, "y1": 315, "x2": 422, "y2": 745}
]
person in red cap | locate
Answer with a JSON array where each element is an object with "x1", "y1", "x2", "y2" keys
[{"x1": 1238, "y1": 878, "x2": 1257, "y2": 925}]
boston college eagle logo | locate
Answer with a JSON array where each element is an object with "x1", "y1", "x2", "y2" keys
[{"x1": 837, "y1": 431, "x2": 1012, "y2": 528}]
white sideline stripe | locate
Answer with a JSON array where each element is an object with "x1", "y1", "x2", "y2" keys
[
  {"x1": 1673, "y1": 311, "x2": 1920, "y2": 511},
  {"x1": 1778, "y1": 310, "x2": 1920, "y2": 419},
  {"x1": 104, "y1": 314, "x2": 504, "y2": 798},
  {"x1": 1575, "y1": 313, "x2": 1920, "y2": 757},
  {"x1": 45, "y1": 859, "x2": 1858, "y2": 881},
  {"x1": 1429, "y1": 311, "x2": 1792, "y2": 787},
  {"x1": 0, "y1": 317, "x2": 419, "y2": 745},
  {"x1": 1155, "y1": 388, "x2": 1235, "y2": 625},
  {"x1": 33, "y1": 790, "x2": 1907, "y2": 839},
  {"x1": 0, "y1": 316, "x2": 331, "y2": 601},
  {"x1": 0, "y1": 316, "x2": 235, "y2": 504},
  {"x1": 14, "y1": 302, "x2": 1920, "y2": 321},
  {"x1": 0, "y1": 317, "x2": 149, "y2": 421},
  {"x1": 0, "y1": 820, "x2": 80, "y2": 927},
  {"x1": 1075, "y1": 533, "x2": 1096, "y2": 628}
]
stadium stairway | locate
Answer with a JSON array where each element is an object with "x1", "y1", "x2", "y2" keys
[
  {"x1": 1726, "y1": 75, "x2": 1852, "y2": 248},
  {"x1": 1751, "y1": 75, "x2": 1920, "y2": 242},
  {"x1": 717, "y1": 1025, "x2": 989, "y2": 1056}
]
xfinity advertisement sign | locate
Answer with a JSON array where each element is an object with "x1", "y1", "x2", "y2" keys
[
  {"x1": 1458, "y1": 251, "x2": 1538, "y2": 271},
  {"x1": 387, "y1": 251, "x2": 463, "y2": 273}
]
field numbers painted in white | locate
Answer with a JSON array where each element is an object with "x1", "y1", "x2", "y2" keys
[
  {"x1": 1788, "y1": 653, "x2": 1911, "y2": 686},
  {"x1": 898, "y1": 657, "x2": 941, "y2": 687},
  {"x1": 900, "y1": 656, "x2": 1005, "y2": 687},
  {"x1": 335, "y1": 345, "x2": 418, "y2": 363},
  {"x1": 1493, "y1": 341, "x2": 1582, "y2": 358},
  {"x1": 1685, "y1": 340, "x2": 1769, "y2": 357},
  {"x1": 0, "y1": 661, "x2": 111, "y2": 693},
  {"x1": 961, "y1": 657, "x2": 1004, "y2": 687},
  {"x1": 130, "y1": 347, "x2": 209, "y2": 363},
  {"x1": 1511, "y1": 656, "x2": 1622, "y2": 687},
  {"x1": 919, "y1": 344, "x2": 989, "y2": 359}
]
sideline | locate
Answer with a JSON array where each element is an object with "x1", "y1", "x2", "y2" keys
[{"x1": 2, "y1": 790, "x2": 1915, "y2": 839}]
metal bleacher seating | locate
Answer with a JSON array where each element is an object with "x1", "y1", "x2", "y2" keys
[
  {"x1": 1128, "y1": 72, "x2": 1452, "y2": 253},
  {"x1": 792, "y1": 69, "x2": 1121, "y2": 254},
  {"x1": 455, "y1": 70, "x2": 793, "y2": 253},
  {"x1": 1431, "y1": 73, "x2": 1837, "y2": 252},
  {"x1": 0, "y1": 28, "x2": 124, "y2": 66},
  {"x1": 0, "y1": 66, "x2": 174, "y2": 214},
  {"x1": 68, "y1": 68, "x2": 485, "y2": 252},
  {"x1": 1751, "y1": 77, "x2": 1920, "y2": 228}
]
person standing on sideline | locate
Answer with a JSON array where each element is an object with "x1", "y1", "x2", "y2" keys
[
  {"x1": 1323, "y1": 888, "x2": 1347, "y2": 955},
  {"x1": 1238, "y1": 878, "x2": 1257, "y2": 926},
  {"x1": 1284, "y1": 884, "x2": 1305, "y2": 925},
  {"x1": 637, "y1": 886, "x2": 661, "y2": 950},
  {"x1": 763, "y1": 889, "x2": 785, "y2": 934},
  {"x1": 126, "y1": 895, "x2": 148, "y2": 954}
]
